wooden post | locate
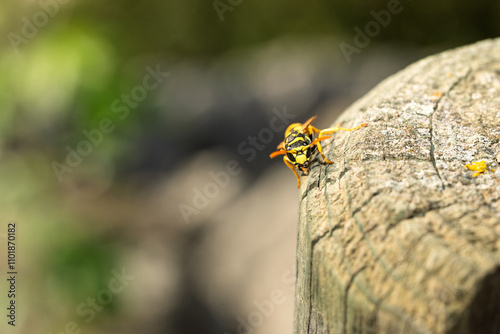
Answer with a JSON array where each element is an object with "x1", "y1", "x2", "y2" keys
[{"x1": 294, "y1": 39, "x2": 500, "y2": 334}]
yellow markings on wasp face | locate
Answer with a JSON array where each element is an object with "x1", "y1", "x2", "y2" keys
[
  {"x1": 296, "y1": 154, "x2": 307, "y2": 165},
  {"x1": 464, "y1": 160, "x2": 494, "y2": 177}
]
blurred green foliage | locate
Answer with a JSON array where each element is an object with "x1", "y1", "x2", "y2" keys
[{"x1": 48, "y1": 235, "x2": 119, "y2": 310}]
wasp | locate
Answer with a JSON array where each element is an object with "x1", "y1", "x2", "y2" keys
[{"x1": 270, "y1": 116, "x2": 367, "y2": 188}]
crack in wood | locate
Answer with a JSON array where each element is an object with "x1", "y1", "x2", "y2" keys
[
  {"x1": 351, "y1": 191, "x2": 381, "y2": 217},
  {"x1": 429, "y1": 68, "x2": 473, "y2": 190},
  {"x1": 342, "y1": 266, "x2": 367, "y2": 334}
]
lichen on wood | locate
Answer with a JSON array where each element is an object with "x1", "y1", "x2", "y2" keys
[{"x1": 295, "y1": 39, "x2": 500, "y2": 334}]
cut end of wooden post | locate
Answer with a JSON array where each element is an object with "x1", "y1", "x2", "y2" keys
[{"x1": 295, "y1": 38, "x2": 500, "y2": 334}]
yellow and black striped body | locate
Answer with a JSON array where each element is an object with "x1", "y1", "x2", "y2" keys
[
  {"x1": 270, "y1": 116, "x2": 367, "y2": 188},
  {"x1": 283, "y1": 124, "x2": 315, "y2": 171}
]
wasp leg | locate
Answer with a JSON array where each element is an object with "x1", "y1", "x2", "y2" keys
[
  {"x1": 316, "y1": 123, "x2": 368, "y2": 163},
  {"x1": 318, "y1": 123, "x2": 367, "y2": 137},
  {"x1": 309, "y1": 122, "x2": 366, "y2": 136},
  {"x1": 283, "y1": 156, "x2": 301, "y2": 188},
  {"x1": 308, "y1": 122, "x2": 342, "y2": 134},
  {"x1": 309, "y1": 123, "x2": 368, "y2": 164}
]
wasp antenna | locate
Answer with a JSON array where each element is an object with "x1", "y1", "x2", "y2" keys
[
  {"x1": 270, "y1": 150, "x2": 288, "y2": 159},
  {"x1": 308, "y1": 135, "x2": 331, "y2": 147}
]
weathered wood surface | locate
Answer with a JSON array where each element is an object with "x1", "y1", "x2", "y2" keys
[{"x1": 295, "y1": 39, "x2": 500, "y2": 334}]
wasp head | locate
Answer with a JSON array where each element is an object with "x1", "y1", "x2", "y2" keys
[{"x1": 286, "y1": 144, "x2": 314, "y2": 171}]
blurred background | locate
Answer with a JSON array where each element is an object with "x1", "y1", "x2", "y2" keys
[{"x1": 0, "y1": 1, "x2": 499, "y2": 333}]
